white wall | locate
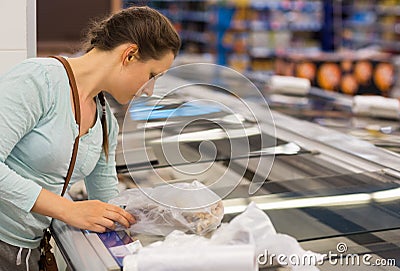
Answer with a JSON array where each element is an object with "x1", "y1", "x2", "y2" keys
[{"x1": 0, "y1": 0, "x2": 36, "y2": 75}]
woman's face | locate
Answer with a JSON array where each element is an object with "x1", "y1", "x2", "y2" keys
[{"x1": 112, "y1": 51, "x2": 174, "y2": 104}]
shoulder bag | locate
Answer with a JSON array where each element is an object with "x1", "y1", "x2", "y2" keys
[{"x1": 38, "y1": 56, "x2": 81, "y2": 271}]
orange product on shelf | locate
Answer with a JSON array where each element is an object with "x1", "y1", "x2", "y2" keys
[
  {"x1": 295, "y1": 61, "x2": 317, "y2": 82},
  {"x1": 374, "y1": 62, "x2": 395, "y2": 92},
  {"x1": 340, "y1": 60, "x2": 353, "y2": 72},
  {"x1": 317, "y1": 62, "x2": 342, "y2": 91},
  {"x1": 340, "y1": 73, "x2": 358, "y2": 95},
  {"x1": 354, "y1": 60, "x2": 373, "y2": 86},
  {"x1": 274, "y1": 51, "x2": 396, "y2": 96}
]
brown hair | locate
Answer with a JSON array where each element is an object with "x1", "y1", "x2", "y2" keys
[
  {"x1": 83, "y1": 6, "x2": 181, "y2": 158},
  {"x1": 84, "y1": 6, "x2": 181, "y2": 59}
]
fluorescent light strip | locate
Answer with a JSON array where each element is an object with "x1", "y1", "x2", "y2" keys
[{"x1": 223, "y1": 187, "x2": 400, "y2": 214}]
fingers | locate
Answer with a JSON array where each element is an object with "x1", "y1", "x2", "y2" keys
[
  {"x1": 103, "y1": 210, "x2": 129, "y2": 228},
  {"x1": 83, "y1": 217, "x2": 118, "y2": 233},
  {"x1": 104, "y1": 205, "x2": 136, "y2": 228},
  {"x1": 105, "y1": 204, "x2": 136, "y2": 224},
  {"x1": 98, "y1": 216, "x2": 117, "y2": 231},
  {"x1": 67, "y1": 201, "x2": 136, "y2": 233},
  {"x1": 90, "y1": 224, "x2": 108, "y2": 233},
  {"x1": 121, "y1": 209, "x2": 136, "y2": 224}
]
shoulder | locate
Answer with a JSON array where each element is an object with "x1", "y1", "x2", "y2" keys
[
  {"x1": 1, "y1": 57, "x2": 66, "y2": 94},
  {"x1": 4, "y1": 57, "x2": 64, "y2": 77},
  {"x1": 22, "y1": 57, "x2": 66, "y2": 83},
  {"x1": 0, "y1": 58, "x2": 67, "y2": 109}
]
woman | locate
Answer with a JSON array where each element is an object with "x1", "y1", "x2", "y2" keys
[{"x1": 0, "y1": 6, "x2": 181, "y2": 271}]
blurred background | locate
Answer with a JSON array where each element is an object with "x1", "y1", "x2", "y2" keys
[{"x1": 36, "y1": 0, "x2": 400, "y2": 99}]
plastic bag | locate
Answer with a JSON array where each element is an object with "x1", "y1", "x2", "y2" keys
[
  {"x1": 109, "y1": 181, "x2": 224, "y2": 236},
  {"x1": 210, "y1": 202, "x2": 323, "y2": 271},
  {"x1": 123, "y1": 202, "x2": 323, "y2": 271}
]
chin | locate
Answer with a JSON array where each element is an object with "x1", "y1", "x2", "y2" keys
[
  {"x1": 114, "y1": 96, "x2": 132, "y2": 105},
  {"x1": 120, "y1": 99, "x2": 131, "y2": 105}
]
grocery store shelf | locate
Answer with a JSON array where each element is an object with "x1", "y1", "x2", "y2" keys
[
  {"x1": 124, "y1": 0, "x2": 325, "y2": 72},
  {"x1": 340, "y1": 0, "x2": 400, "y2": 53}
]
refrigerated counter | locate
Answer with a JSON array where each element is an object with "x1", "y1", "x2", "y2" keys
[{"x1": 52, "y1": 66, "x2": 400, "y2": 270}]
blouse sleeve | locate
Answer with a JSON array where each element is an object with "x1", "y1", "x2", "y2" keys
[{"x1": 0, "y1": 61, "x2": 52, "y2": 212}]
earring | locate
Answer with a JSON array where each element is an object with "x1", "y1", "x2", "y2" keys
[{"x1": 127, "y1": 48, "x2": 139, "y2": 62}]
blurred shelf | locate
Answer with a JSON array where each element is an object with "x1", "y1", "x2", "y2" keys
[
  {"x1": 228, "y1": 20, "x2": 322, "y2": 32},
  {"x1": 344, "y1": 21, "x2": 400, "y2": 33},
  {"x1": 249, "y1": 0, "x2": 321, "y2": 12},
  {"x1": 180, "y1": 30, "x2": 210, "y2": 44},
  {"x1": 341, "y1": 0, "x2": 400, "y2": 53},
  {"x1": 158, "y1": 9, "x2": 212, "y2": 22},
  {"x1": 377, "y1": 4, "x2": 400, "y2": 16},
  {"x1": 213, "y1": 0, "x2": 323, "y2": 72},
  {"x1": 124, "y1": 0, "x2": 325, "y2": 72},
  {"x1": 350, "y1": 37, "x2": 400, "y2": 51},
  {"x1": 124, "y1": 0, "x2": 213, "y2": 55}
]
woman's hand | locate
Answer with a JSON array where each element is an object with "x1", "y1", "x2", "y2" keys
[
  {"x1": 64, "y1": 200, "x2": 135, "y2": 232},
  {"x1": 32, "y1": 188, "x2": 136, "y2": 232}
]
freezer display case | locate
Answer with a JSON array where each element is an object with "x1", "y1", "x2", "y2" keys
[{"x1": 52, "y1": 64, "x2": 400, "y2": 270}]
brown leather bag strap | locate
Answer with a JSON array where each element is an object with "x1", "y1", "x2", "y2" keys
[{"x1": 50, "y1": 56, "x2": 81, "y2": 196}]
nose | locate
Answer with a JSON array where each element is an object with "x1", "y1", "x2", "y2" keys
[
  {"x1": 142, "y1": 86, "x2": 154, "y2": 97},
  {"x1": 142, "y1": 78, "x2": 155, "y2": 97}
]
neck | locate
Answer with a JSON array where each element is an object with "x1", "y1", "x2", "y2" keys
[{"x1": 67, "y1": 49, "x2": 117, "y2": 104}]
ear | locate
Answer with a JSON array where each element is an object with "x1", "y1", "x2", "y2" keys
[{"x1": 122, "y1": 44, "x2": 140, "y2": 65}]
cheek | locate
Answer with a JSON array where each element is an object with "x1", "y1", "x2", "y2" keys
[
  {"x1": 131, "y1": 75, "x2": 153, "y2": 98},
  {"x1": 110, "y1": 76, "x2": 134, "y2": 104},
  {"x1": 116, "y1": 75, "x2": 150, "y2": 104},
  {"x1": 132, "y1": 79, "x2": 148, "y2": 92}
]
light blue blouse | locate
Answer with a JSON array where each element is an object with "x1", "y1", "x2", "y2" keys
[{"x1": 0, "y1": 58, "x2": 119, "y2": 248}]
